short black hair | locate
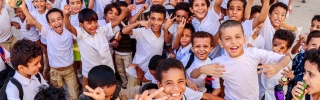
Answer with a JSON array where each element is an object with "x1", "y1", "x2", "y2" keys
[
  {"x1": 304, "y1": 47, "x2": 320, "y2": 71},
  {"x1": 306, "y1": 30, "x2": 320, "y2": 45},
  {"x1": 139, "y1": 83, "x2": 159, "y2": 94},
  {"x1": 34, "y1": 84, "x2": 67, "y2": 100},
  {"x1": 46, "y1": 8, "x2": 64, "y2": 23},
  {"x1": 192, "y1": 31, "x2": 214, "y2": 47},
  {"x1": 269, "y1": 2, "x2": 288, "y2": 15},
  {"x1": 312, "y1": 15, "x2": 320, "y2": 22},
  {"x1": 66, "y1": 0, "x2": 83, "y2": 4},
  {"x1": 88, "y1": 65, "x2": 116, "y2": 89},
  {"x1": 117, "y1": 1, "x2": 128, "y2": 7},
  {"x1": 227, "y1": 0, "x2": 247, "y2": 9},
  {"x1": 218, "y1": 20, "x2": 244, "y2": 39},
  {"x1": 156, "y1": 58, "x2": 185, "y2": 83},
  {"x1": 250, "y1": 5, "x2": 262, "y2": 17},
  {"x1": 184, "y1": 23, "x2": 195, "y2": 33},
  {"x1": 174, "y1": 2, "x2": 192, "y2": 17},
  {"x1": 148, "y1": 55, "x2": 165, "y2": 71},
  {"x1": 104, "y1": 3, "x2": 121, "y2": 15},
  {"x1": 79, "y1": 8, "x2": 98, "y2": 23},
  {"x1": 273, "y1": 29, "x2": 295, "y2": 48},
  {"x1": 11, "y1": 39, "x2": 43, "y2": 70},
  {"x1": 189, "y1": 0, "x2": 210, "y2": 8},
  {"x1": 149, "y1": 5, "x2": 166, "y2": 18}
]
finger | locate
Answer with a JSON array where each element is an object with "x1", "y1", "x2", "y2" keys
[
  {"x1": 169, "y1": 14, "x2": 173, "y2": 19},
  {"x1": 171, "y1": 17, "x2": 177, "y2": 22},
  {"x1": 135, "y1": 94, "x2": 140, "y2": 100},
  {"x1": 85, "y1": 85, "x2": 95, "y2": 93},
  {"x1": 156, "y1": 95, "x2": 168, "y2": 100},
  {"x1": 149, "y1": 87, "x2": 164, "y2": 98},
  {"x1": 83, "y1": 91, "x2": 94, "y2": 97},
  {"x1": 140, "y1": 90, "x2": 149, "y2": 99}
]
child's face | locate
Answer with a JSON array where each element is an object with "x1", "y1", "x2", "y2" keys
[
  {"x1": 219, "y1": 26, "x2": 246, "y2": 58},
  {"x1": 190, "y1": 0, "x2": 208, "y2": 21},
  {"x1": 149, "y1": 12, "x2": 165, "y2": 34},
  {"x1": 157, "y1": 68, "x2": 186, "y2": 100},
  {"x1": 303, "y1": 61, "x2": 320, "y2": 94},
  {"x1": 68, "y1": 0, "x2": 83, "y2": 14},
  {"x1": 136, "y1": 0, "x2": 145, "y2": 4},
  {"x1": 175, "y1": 10, "x2": 189, "y2": 23},
  {"x1": 269, "y1": 6, "x2": 287, "y2": 29},
  {"x1": 150, "y1": 0, "x2": 165, "y2": 5},
  {"x1": 104, "y1": 8, "x2": 119, "y2": 23},
  {"x1": 272, "y1": 38, "x2": 289, "y2": 54},
  {"x1": 0, "y1": 0, "x2": 3, "y2": 7},
  {"x1": 102, "y1": 85, "x2": 116, "y2": 100},
  {"x1": 80, "y1": 20, "x2": 98, "y2": 35},
  {"x1": 48, "y1": 12, "x2": 64, "y2": 34},
  {"x1": 306, "y1": 37, "x2": 320, "y2": 50},
  {"x1": 19, "y1": 55, "x2": 42, "y2": 76},
  {"x1": 33, "y1": 0, "x2": 46, "y2": 11},
  {"x1": 227, "y1": 0, "x2": 244, "y2": 22},
  {"x1": 191, "y1": 37, "x2": 213, "y2": 60},
  {"x1": 310, "y1": 20, "x2": 320, "y2": 32},
  {"x1": 15, "y1": 8, "x2": 26, "y2": 20},
  {"x1": 180, "y1": 29, "x2": 192, "y2": 47}
]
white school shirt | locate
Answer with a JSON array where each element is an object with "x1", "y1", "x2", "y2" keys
[
  {"x1": 47, "y1": 0, "x2": 62, "y2": 9},
  {"x1": 131, "y1": 4, "x2": 143, "y2": 16},
  {"x1": 26, "y1": 1, "x2": 36, "y2": 12},
  {"x1": 11, "y1": 17, "x2": 40, "y2": 41},
  {"x1": 144, "y1": 71, "x2": 157, "y2": 84},
  {"x1": 183, "y1": 56, "x2": 220, "y2": 92},
  {"x1": 168, "y1": 23, "x2": 178, "y2": 46},
  {"x1": 259, "y1": 17, "x2": 275, "y2": 51},
  {"x1": 183, "y1": 87, "x2": 203, "y2": 100},
  {"x1": 6, "y1": 72, "x2": 48, "y2": 100},
  {"x1": 130, "y1": 28, "x2": 164, "y2": 73},
  {"x1": 70, "y1": 14, "x2": 80, "y2": 27},
  {"x1": 93, "y1": 0, "x2": 113, "y2": 20},
  {"x1": 221, "y1": 0, "x2": 229, "y2": 9},
  {"x1": 75, "y1": 23, "x2": 115, "y2": 77},
  {"x1": 40, "y1": 26, "x2": 74, "y2": 68},
  {"x1": 0, "y1": 5, "x2": 13, "y2": 43},
  {"x1": 31, "y1": 9, "x2": 49, "y2": 44},
  {"x1": 248, "y1": 34, "x2": 265, "y2": 49},
  {"x1": 0, "y1": 48, "x2": 10, "y2": 71},
  {"x1": 278, "y1": 0, "x2": 290, "y2": 6},
  {"x1": 175, "y1": 44, "x2": 192, "y2": 60},
  {"x1": 211, "y1": 47, "x2": 284, "y2": 100}
]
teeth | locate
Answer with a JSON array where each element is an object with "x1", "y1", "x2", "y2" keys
[{"x1": 171, "y1": 93, "x2": 180, "y2": 97}]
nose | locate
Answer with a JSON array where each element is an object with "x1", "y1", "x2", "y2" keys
[
  {"x1": 233, "y1": 10, "x2": 236, "y2": 14},
  {"x1": 273, "y1": 46, "x2": 280, "y2": 53},
  {"x1": 173, "y1": 84, "x2": 179, "y2": 90}
]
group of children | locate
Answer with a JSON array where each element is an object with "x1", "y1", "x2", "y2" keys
[{"x1": 0, "y1": 0, "x2": 320, "y2": 99}]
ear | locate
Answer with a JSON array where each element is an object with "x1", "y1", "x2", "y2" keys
[
  {"x1": 218, "y1": 39, "x2": 223, "y2": 48},
  {"x1": 189, "y1": 7, "x2": 194, "y2": 14},
  {"x1": 243, "y1": 35, "x2": 246, "y2": 43},
  {"x1": 79, "y1": 22, "x2": 84, "y2": 27},
  {"x1": 157, "y1": 81, "x2": 162, "y2": 88},
  {"x1": 17, "y1": 65, "x2": 25, "y2": 71},
  {"x1": 191, "y1": 46, "x2": 195, "y2": 53}
]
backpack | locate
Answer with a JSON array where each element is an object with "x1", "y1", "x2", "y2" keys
[
  {"x1": 0, "y1": 73, "x2": 42, "y2": 100},
  {"x1": 0, "y1": 47, "x2": 14, "y2": 88}
]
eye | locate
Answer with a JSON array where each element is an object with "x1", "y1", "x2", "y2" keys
[{"x1": 225, "y1": 38, "x2": 230, "y2": 40}]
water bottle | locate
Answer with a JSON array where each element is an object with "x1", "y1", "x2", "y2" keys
[
  {"x1": 274, "y1": 84, "x2": 284, "y2": 100},
  {"x1": 84, "y1": 0, "x2": 89, "y2": 7},
  {"x1": 296, "y1": 80, "x2": 308, "y2": 100},
  {"x1": 16, "y1": 0, "x2": 22, "y2": 7}
]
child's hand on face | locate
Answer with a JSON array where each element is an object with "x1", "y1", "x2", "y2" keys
[
  {"x1": 139, "y1": 20, "x2": 151, "y2": 29},
  {"x1": 200, "y1": 63, "x2": 225, "y2": 78},
  {"x1": 135, "y1": 87, "x2": 172, "y2": 100},
  {"x1": 291, "y1": 81, "x2": 308, "y2": 100},
  {"x1": 281, "y1": 66, "x2": 295, "y2": 80},
  {"x1": 163, "y1": 14, "x2": 176, "y2": 30},
  {"x1": 63, "y1": 5, "x2": 72, "y2": 16},
  {"x1": 186, "y1": 79, "x2": 199, "y2": 91},
  {"x1": 83, "y1": 85, "x2": 105, "y2": 100},
  {"x1": 11, "y1": 22, "x2": 21, "y2": 29},
  {"x1": 177, "y1": 17, "x2": 186, "y2": 34}
]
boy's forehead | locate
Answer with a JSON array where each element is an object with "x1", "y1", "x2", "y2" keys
[
  {"x1": 150, "y1": 12, "x2": 165, "y2": 19},
  {"x1": 161, "y1": 68, "x2": 185, "y2": 82},
  {"x1": 272, "y1": 6, "x2": 287, "y2": 13}
]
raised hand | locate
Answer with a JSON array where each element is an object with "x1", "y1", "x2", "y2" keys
[
  {"x1": 139, "y1": 20, "x2": 151, "y2": 29},
  {"x1": 200, "y1": 63, "x2": 225, "y2": 78},
  {"x1": 141, "y1": 4, "x2": 149, "y2": 11},
  {"x1": 163, "y1": 14, "x2": 176, "y2": 30},
  {"x1": 126, "y1": 4, "x2": 136, "y2": 11},
  {"x1": 177, "y1": 17, "x2": 186, "y2": 34},
  {"x1": 135, "y1": 87, "x2": 172, "y2": 100},
  {"x1": 63, "y1": 5, "x2": 72, "y2": 16},
  {"x1": 281, "y1": 66, "x2": 295, "y2": 80},
  {"x1": 83, "y1": 85, "x2": 105, "y2": 100}
]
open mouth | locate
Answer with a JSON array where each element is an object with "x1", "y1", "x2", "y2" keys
[
  {"x1": 55, "y1": 24, "x2": 63, "y2": 32},
  {"x1": 230, "y1": 46, "x2": 239, "y2": 53}
]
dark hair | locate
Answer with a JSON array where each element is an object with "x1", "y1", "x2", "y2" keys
[
  {"x1": 174, "y1": 2, "x2": 192, "y2": 17},
  {"x1": 88, "y1": 65, "x2": 116, "y2": 89},
  {"x1": 46, "y1": 8, "x2": 64, "y2": 23},
  {"x1": 79, "y1": 8, "x2": 98, "y2": 23},
  {"x1": 306, "y1": 30, "x2": 320, "y2": 45},
  {"x1": 312, "y1": 15, "x2": 320, "y2": 22},
  {"x1": 304, "y1": 48, "x2": 320, "y2": 71},
  {"x1": 66, "y1": 0, "x2": 83, "y2": 4},
  {"x1": 189, "y1": 0, "x2": 210, "y2": 8},
  {"x1": 117, "y1": 1, "x2": 128, "y2": 7},
  {"x1": 149, "y1": 5, "x2": 166, "y2": 18},
  {"x1": 34, "y1": 84, "x2": 67, "y2": 100},
  {"x1": 104, "y1": 3, "x2": 121, "y2": 15},
  {"x1": 148, "y1": 55, "x2": 165, "y2": 71},
  {"x1": 156, "y1": 58, "x2": 185, "y2": 83},
  {"x1": 10, "y1": 39, "x2": 43, "y2": 70},
  {"x1": 272, "y1": 29, "x2": 295, "y2": 48},
  {"x1": 269, "y1": 2, "x2": 288, "y2": 15},
  {"x1": 139, "y1": 83, "x2": 159, "y2": 94},
  {"x1": 250, "y1": 5, "x2": 262, "y2": 17},
  {"x1": 227, "y1": 0, "x2": 247, "y2": 9},
  {"x1": 184, "y1": 23, "x2": 195, "y2": 33},
  {"x1": 218, "y1": 20, "x2": 244, "y2": 39},
  {"x1": 191, "y1": 31, "x2": 213, "y2": 47}
]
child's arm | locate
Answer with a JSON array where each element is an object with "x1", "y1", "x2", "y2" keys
[
  {"x1": 258, "y1": 55, "x2": 291, "y2": 78},
  {"x1": 130, "y1": 64, "x2": 151, "y2": 82},
  {"x1": 11, "y1": 21, "x2": 21, "y2": 29},
  {"x1": 172, "y1": 17, "x2": 186, "y2": 50},
  {"x1": 129, "y1": 4, "x2": 148, "y2": 24},
  {"x1": 190, "y1": 64, "x2": 225, "y2": 79},
  {"x1": 19, "y1": 1, "x2": 42, "y2": 31},
  {"x1": 63, "y1": 5, "x2": 78, "y2": 36},
  {"x1": 111, "y1": 4, "x2": 135, "y2": 28},
  {"x1": 88, "y1": 0, "x2": 95, "y2": 9},
  {"x1": 163, "y1": 14, "x2": 176, "y2": 45},
  {"x1": 212, "y1": 88, "x2": 221, "y2": 96},
  {"x1": 213, "y1": 0, "x2": 223, "y2": 15},
  {"x1": 288, "y1": 0, "x2": 293, "y2": 14},
  {"x1": 244, "y1": 0, "x2": 254, "y2": 20},
  {"x1": 252, "y1": 0, "x2": 270, "y2": 29},
  {"x1": 122, "y1": 20, "x2": 150, "y2": 35},
  {"x1": 202, "y1": 93, "x2": 224, "y2": 100}
]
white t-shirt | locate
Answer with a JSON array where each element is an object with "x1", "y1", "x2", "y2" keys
[
  {"x1": 259, "y1": 17, "x2": 275, "y2": 51},
  {"x1": 75, "y1": 23, "x2": 115, "y2": 77},
  {"x1": 168, "y1": 23, "x2": 178, "y2": 46},
  {"x1": 183, "y1": 87, "x2": 204, "y2": 100},
  {"x1": 40, "y1": 26, "x2": 74, "y2": 68},
  {"x1": 144, "y1": 71, "x2": 157, "y2": 84},
  {"x1": 248, "y1": 34, "x2": 265, "y2": 49},
  {"x1": 0, "y1": 47, "x2": 10, "y2": 71},
  {"x1": 47, "y1": 0, "x2": 62, "y2": 9},
  {"x1": 130, "y1": 28, "x2": 164, "y2": 73},
  {"x1": 182, "y1": 56, "x2": 220, "y2": 93},
  {"x1": 221, "y1": 0, "x2": 229, "y2": 9},
  {"x1": 278, "y1": 0, "x2": 290, "y2": 6},
  {"x1": 70, "y1": 14, "x2": 80, "y2": 27},
  {"x1": 0, "y1": 5, "x2": 13, "y2": 43},
  {"x1": 11, "y1": 17, "x2": 40, "y2": 41},
  {"x1": 93, "y1": 0, "x2": 113, "y2": 20},
  {"x1": 211, "y1": 47, "x2": 284, "y2": 99},
  {"x1": 26, "y1": 1, "x2": 36, "y2": 12},
  {"x1": 175, "y1": 44, "x2": 192, "y2": 60},
  {"x1": 31, "y1": 10, "x2": 49, "y2": 44}
]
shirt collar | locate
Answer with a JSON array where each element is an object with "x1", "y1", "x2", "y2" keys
[
  {"x1": 14, "y1": 71, "x2": 39, "y2": 86},
  {"x1": 194, "y1": 56, "x2": 211, "y2": 66},
  {"x1": 179, "y1": 44, "x2": 192, "y2": 54}
]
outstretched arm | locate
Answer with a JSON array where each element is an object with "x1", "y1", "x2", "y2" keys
[
  {"x1": 213, "y1": 0, "x2": 223, "y2": 15},
  {"x1": 111, "y1": 4, "x2": 135, "y2": 28},
  {"x1": 122, "y1": 20, "x2": 150, "y2": 35},
  {"x1": 63, "y1": 5, "x2": 77, "y2": 36},
  {"x1": 18, "y1": 0, "x2": 42, "y2": 31},
  {"x1": 244, "y1": 0, "x2": 254, "y2": 20},
  {"x1": 88, "y1": 0, "x2": 95, "y2": 9},
  {"x1": 129, "y1": 4, "x2": 148, "y2": 24},
  {"x1": 252, "y1": 0, "x2": 270, "y2": 29}
]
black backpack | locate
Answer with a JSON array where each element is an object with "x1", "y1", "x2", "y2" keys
[{"x1": 0, "y1": 73, "x2": 42, "y2": 100}]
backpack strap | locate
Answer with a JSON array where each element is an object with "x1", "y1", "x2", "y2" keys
[
  {"x1": 185, "y1": 51, "x2": 194, "y2": 70},
  {"x1": 35, "y1": 73, "x2": 42, "y2": 83},
  {"x1": 9, "y1": 78, "x2": 23, "y2": 100}
]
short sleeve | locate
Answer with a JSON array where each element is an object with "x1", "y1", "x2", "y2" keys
[
  {"x1": 207, "y1": 7, "x2": 221, "y2": 22},
  {"x1": 40, "y1": 26, "x2": 49, "y2": 37},
  {"x1": 6, "y1": 82, "x2": 21, "y2": 100},
  {"x1": 130, "y1": 28, "x2": 143, "y2": 40},
  {"x1": 74, "y1": 26, "x2": 83, "y2": 39},
  {"x1": 144, "y1": 71, "x2": 153, "y2": 81},
  {"x1": 100, "y1": 23, "x2": 114, "y2": 40},
  {"x1": 252, "y1": 48, "x2": 284, "y2": 64},
  {"x1": 10, "y1": 17, "x2": 18, "y2": 23},
  {"x1": 184, "y1": 87, "x2": 203, "y2": 99}
]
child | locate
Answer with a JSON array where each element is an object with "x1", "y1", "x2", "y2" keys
[
  {"x1": 135, "y1": 55, "x2": 165, "y2": 83},
  {"x1": 283, "y1": 30, "x2": 320, "y2": 100},
  {"x1": 291, "y1": 48, "x2": 320, "y2": 100},
  {"x1": 122, "y1": 5, "x2": 166, "y2": 87},
  {"x1": 174, "y1": 24, "x2": 194, "y2": 60},
  {"x1": 66, "y1": 0, "x2": 84, "y2": 27},
  {"x1": 88, "y1": 0, "x2": 113, "y2": 20},
  {"x1": 247, "y1": 5, "x2": 265, "y2": 49},
  {"x1": 129, "y1": 0, "x2": 167, "y2": 24},
  {"x1": 5, "y1": 39, "x2": 48, "y2": 99},
  {"x1": 179, "y1": 31, "x2": 221, "y2": 95},
  {"x1": 34, "y1": 84, "x2": 67, "y2": 100},
  {"x1": 191, "y1": 20, "x2": 291, "y2": 99},
  {"x1": 0, "y1": 0, "x2": 17, "y2": 51}
]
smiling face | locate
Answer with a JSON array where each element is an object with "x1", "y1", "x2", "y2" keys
[
  {"x1": 272, "y1": 38, "x2": 289, "y2": 54},
  {"x1": 157, "y1": 68, "x2": 186, "y2": 100},
  {"x1": 18, "y1": 55, "x2": 42, "y2": 77},
  {"x1": 33, "y1": 0, "x2": 46, "y2": 11},
  {"x1": 15, "y1": 8, "x2": 26, "y2": 20},
  {"x1": 227, "y1": 0, "x2": 244, "y2": 22},
  {"x1": 47, "y1": 12, "x2": 64, "y2": 34},
  {"x1": 180, "y1": 29, "x2": 192, "y2": 48},
  {"x1": 269, "y1": 6, "x2": 287, "y2": 29},
  {"x1": 68, "y1": 0, "x2": 83, "y2": 14},
  {"x1": 303, "y1": 61, "x2": 320, "y2": 95},
  {"x1": 191, "y1": 37, "x2": 213, "y2": 60},
  {"x1": 80, "y1": 20, "x2": 98, "y2": 35},
  {"x1": 190, "y1": 0, "x2": 208, "y2": 22},
  {"x1": 175, "y1": 10, "x2": 189, "y2": 23},
  {"x1": 102, "y1": 85, "x2": 116, "y2": 100},
  {"x1": 310, "y1": 20, "x2": 320, "y2": 32},
  {"x1": 149, "y1": 12, "x2": 165, "y2": 34},
  {"x1": 219, "y1": 26, "x2": 246, "y2": 58},
  {"x1": 104, "y1": 8, "x2": 119, "y2": 23}
]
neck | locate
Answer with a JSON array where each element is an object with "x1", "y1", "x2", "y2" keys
[
  {"x1": 313, "y1": 92, "x2": 320, "y2": 100},
  {"x1": 196, "y1": 17, "x2": 204, "y2": 22},
  {"x1": 38, "y1": 9, "x2": 46, "y2": 14},
  {"x1": 49, "y1": 0, "x2": 55, "y2": 3},
  {"x1": 18, "y1": 71, "x2": 31, "y2": 79},
  {"x1": 181, "y1": 44, "x2": 189, "y2": 48},
  {"x1": 152, "y1": 30, "x2": 161, "y2": 37},
  {"x1": 273, "y1": 26, "x2": 280, "y2": 30}
]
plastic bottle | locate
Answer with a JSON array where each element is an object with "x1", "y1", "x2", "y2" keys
[
  {"x1": 296, "y1": 80, "x2": 308, "y2": 100},
  {"x1": 16, "y1": 0, "x2": 22, "y2": 7}
]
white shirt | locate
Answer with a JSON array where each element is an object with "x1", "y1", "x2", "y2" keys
[
  {"x1": 242, "y1": 19, "x2": 254, "y2": 46},
  {"x1": 31, "y1": 10, "x2": 49, "y2": 44},
  {"x1": 40, "y1": 26, "x2": 74, "y2": 68},
  {"x1": 183, "y1": 87, "x2": 203, "y2": 100},
  {"x1": 0, "y1": 47, "x2": 10, "y2": 71},
  {"x1": 175, "y1": 44, "x2": 192, "y2": 60},
  {"x1": 168, "y1": 23, "x2": 178, "y2": 46},
  {"x1": 26, "y1": 1, "x2": 36, "y2": 12},
  {"x1": 6, "y1": 72, "x2": 48, "y2": 100},
  {"x1": 47, "y1": 0, "x2": 62, "y2": 9},
  {"x1": 0, "y1": 5, "x2": 13, "y2": 43},
  {"x1": 131, "y1": 4, "x2": 143, "y2": 16},
  {"x1": 93, "y1": 0, "x2": 113, "y2": 20},
  {"x1": 182, "y1": 56, "x2": 220, "y2": 92},
  {"x1": 248, "y1": 34, "x2": 265, "y2": 49},
  {"x1": 75, "y1": 23, "x2": 115, "y2": 77},
  {"x1": 221, "y1": 0, "x2": 229, "y2": 9},
  {"x1": 130, "y1": 28, "x2": 164, "y2": 73},
  {"x1": 278, "y1": 0, "x2": 290, "y2": 6},
  {"x1": 70, "y1": 14, "x2": 80, "y2": 27},
  {"x1": 260, "y1": 17, "x2": 275, "y2": 51},
  {"x1": 11, "y1": 17, "x2": 40, "y2": 41},
  {"x1": 144, "y1": 71, "x2": 157, "y2": 84},
  {"x1": 211, "y1": 47, "x2": 284, "y2": 100}
]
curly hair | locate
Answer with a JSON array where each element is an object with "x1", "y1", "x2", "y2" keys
[
  {"x1": 304, "y1": 48, "x2": 320, "y2": 71},
  {"x1": 273, "y1": 29, "x2": 296, "y2": 48},
  {"x1": 34, "y1": 84, "x2": 67, "y2": 100}
]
